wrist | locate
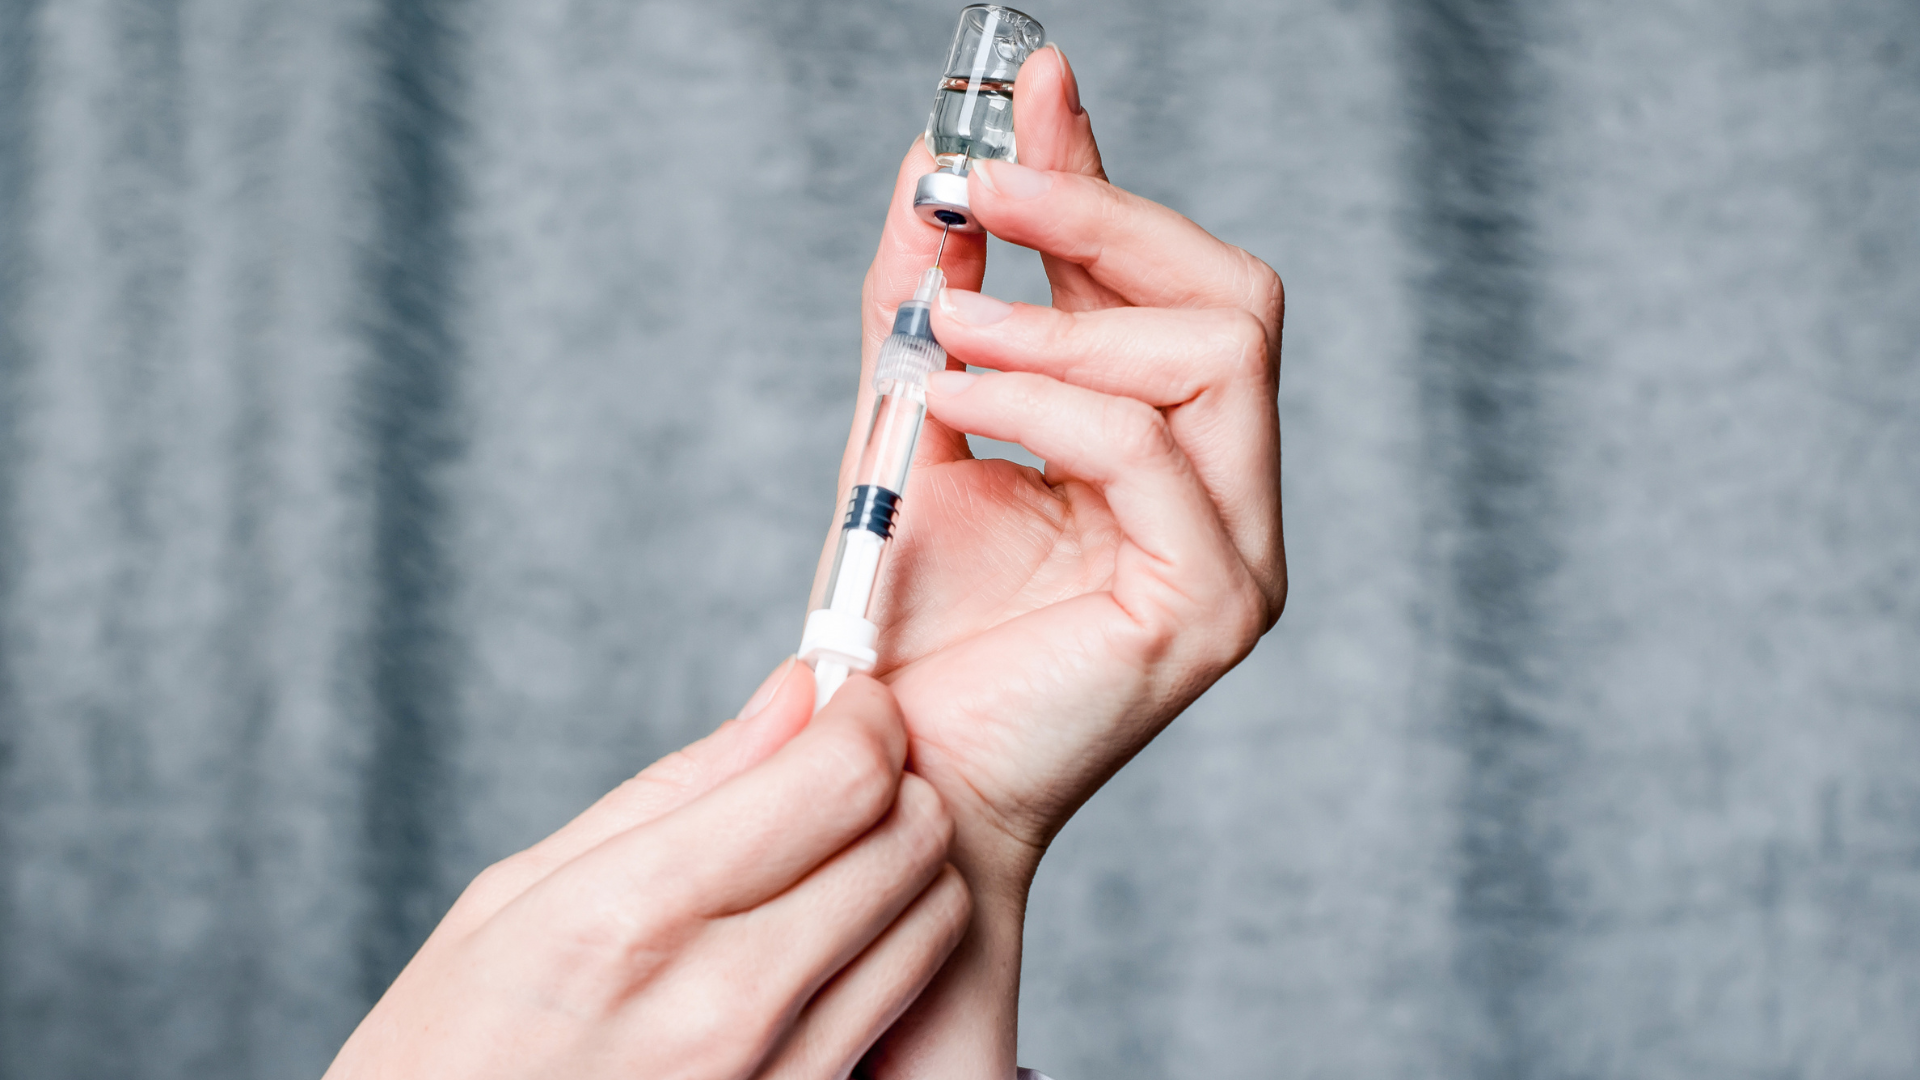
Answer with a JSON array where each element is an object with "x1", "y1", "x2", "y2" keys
[
  {"x1": 867, "y1": 874, "x2": 1030, "y2": 1080},
  {"x1": 948, "y1": 787, "x2": 1051, "y2": 894},
  {"x1": 864, "y1": 818, "x2": 1040, "y2": 1080},
  {"x1": 959, "y1": 828, "x2": 1044, "y2": 910}
]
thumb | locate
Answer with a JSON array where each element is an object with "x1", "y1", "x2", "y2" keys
[
  {"x1": 1012, "y1": 43, "x2": 1105, "y2": 180},
  {"x1": 1006, "y1": 43, "x2": 1120, "y2": 313}
]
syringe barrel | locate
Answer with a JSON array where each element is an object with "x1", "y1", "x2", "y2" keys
[
  {"x1": 819, "y1": 370, "x2": 929, "y2": 618},
  {"x1": 803, "y1": 270, "x2": 949, "y2": 711},
  {"x1": 855, "y1": 379, "x2": 928, "y2": 494}
]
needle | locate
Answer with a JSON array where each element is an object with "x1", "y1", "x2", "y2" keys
[{"x1": 933, "y1": 221, "x2": 952, "y2": 268}]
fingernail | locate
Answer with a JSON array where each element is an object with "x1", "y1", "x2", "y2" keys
[
  {"x1": 974, "y1": 158, "x2": 1053, "y2": 200},
  {"x1": 939, "y1": 288, "x2": 1014, "y2": 326},
  {"x1": 1049, "y1": 43, "x2": 1083, "y2": 116},
  {"x1": 926, "y1": 369, "x2": 980, "y2": 396},
  {"x1": 739, "y1": 656, "x2": 796, "y2": 722}
]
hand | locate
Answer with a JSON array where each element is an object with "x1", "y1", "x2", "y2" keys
[
  {"x1": 819, "y1": 45, "x2": 1286, "y2": 1077},
  {"x1": 324, "y1": 663, "x2": 971, "y2": 1080}
]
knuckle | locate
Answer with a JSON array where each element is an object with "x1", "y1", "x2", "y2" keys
[
  {"x1": 1124, "y1": 598, "x2": 1185, "y2": 662},
  {"x1": 635, "y1": 747, "x2": 702, "y2": 796},
  {"x1": 524, "y1": 903, "x2": 657, "y2": 997},
  {"x1": 1209, "y1": 570, "x2": 1275, "y2": 663},
  {"x1": 1238, "y1": 249, "x2": 1286, "y2": 323},
  {"x1": 895, "y1": 774, "x2": 956, "y2": 861},
  {"x1": 1263, "y1": 560, "x2": 1290, "y2": 628},
  {"x1": 1230, "y1": 584, "x2": 1268, "y2": 648},
  {"x1": 1110, "y1": 397, "x2": 1179, "y2": 465},
  {"x1": 460, "y1": 852, "x2": 543, "y2": 911},
  {"x1": 679, "y1": 981, "x2": 778, "y2": 1076},
  {"x1": 1166, "y1": 593, "x2": 1262, "y2": 680},
  {"x1": 576, "y1": 894, "x2": 699, "y2": 986},
  {"x1": 814, "y1": 721, "x2": 901, "y2": 826},
  {"x1": 1003, "y1": 371, "x2": 1054, "y2": 415},
  {"x1": 1039, "y1": 307, "x2": 1081, "y2": 354},
  {"x1": 1213, "y1": 308, "x2": 1274, "y2": 386},
  {"x1": 554, "y1": 903, "x2": 632, "y2": 960}
]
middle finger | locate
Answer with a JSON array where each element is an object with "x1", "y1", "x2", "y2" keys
[
  {"x1": 930, "y1": 291, "x2": 1281, "y2": 588},
  {"x1": 704, "y1": 775, "x2": 954, "y2": 1036}
]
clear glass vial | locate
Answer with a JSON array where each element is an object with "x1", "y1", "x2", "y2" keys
[{"x1": 913, "y1": 5, "x2": 1045, "y2": 232}]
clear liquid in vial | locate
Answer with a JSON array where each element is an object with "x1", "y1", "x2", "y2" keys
[{"x1": 926, "y1": 77, "x2": 1016, "y2": 170}]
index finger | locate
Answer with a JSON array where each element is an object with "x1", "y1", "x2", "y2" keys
[
  {"x1": 536, "y1": 676, "x2": 912, "y2": 921},
  {"x1": 508, "y1": 658, "x2": 818, "y2": 881},
  {"x1": 969, "y1": 160, "x2": 1285, "y2": 339}
]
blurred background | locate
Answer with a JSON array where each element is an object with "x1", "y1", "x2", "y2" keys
[{"x1": 0, "y1": 0, "x2": 1916, "y2": 1077}]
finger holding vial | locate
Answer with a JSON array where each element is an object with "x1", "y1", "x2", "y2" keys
[
  {"x1": 856, "y1": 1, "x2": 1051, "y2": 359},
  {"x1": 934, "y1": 47, "x2": 1288, "y2": 613},
  {"x1": 928, "y1": 295, "x2": 1286, "y2": 614}
]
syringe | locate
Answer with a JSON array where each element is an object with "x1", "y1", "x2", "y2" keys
[
  {"x1": 796, "y1": 6, "x2": 1043, "y2": 713},
  {"x1": 799, "y1": 237, "x2": 953, "y2": 712}
]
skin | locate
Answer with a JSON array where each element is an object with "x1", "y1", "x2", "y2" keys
[
  {"x1": 328, "y1": 39, "x2": 1283, "y2": 1080},
  {"x1": 323, "y1": 663, "x2": 973, "y2": 1080},
  {"x1": 821, "y1": 44, "x2": 1288, "y2": 1079}
]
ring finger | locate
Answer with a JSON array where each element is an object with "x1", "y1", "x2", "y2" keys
[{"x1": 930, "y1": 294, "x2": 1282, "y2": 602}]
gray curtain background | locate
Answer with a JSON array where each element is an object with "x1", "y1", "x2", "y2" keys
[{"x1": 0, "y1": 1, "x2": 1915, "y2": 1077}]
